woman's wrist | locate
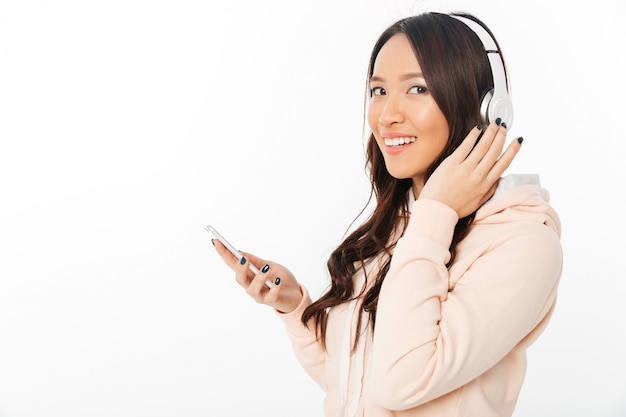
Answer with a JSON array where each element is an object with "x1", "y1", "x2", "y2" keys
[{"x1": 405, "y1": 199, "x2": 459, "y2": 249}]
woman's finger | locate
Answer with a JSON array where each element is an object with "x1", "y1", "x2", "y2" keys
[
  {"x1": 246, "y1": 262, "x2": 276, "y2": 300},
  {"x1": 475, "y1": 123, "x2": 507, "y2": 174},
  {"x1": 241, "y1": 251, "x2": 274, "y2": 288},
  {"x1": 262, "y1": 275, "x2": 283, "y2": 306},
  {"x1": 447, "y1": 124, "x2": 483, "y2": 163},
  {"x1": 234, "y1": 254, "x2": 255, "y2": 288},
  {"x1": 463, "y1": 119, "x2": 500, "y2": 166},
  {"x1": 212, "y1": 239, "x2": 241, "y2": 270},
  {"x1": 488, "y1": 136, "x2": 524, "y2": 182}
]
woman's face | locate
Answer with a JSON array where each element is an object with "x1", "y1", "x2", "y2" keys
[{"x1": 368, "y1": 33, "x2": 449, "y2": 191}]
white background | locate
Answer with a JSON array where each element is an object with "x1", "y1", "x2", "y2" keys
[{"x1": 1, "y1": 0, "x2": 625, "y2": 416}]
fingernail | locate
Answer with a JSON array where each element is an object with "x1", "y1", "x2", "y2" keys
[
  {"x1": 240, "y1": 257, "x2": 247, "y2": 265},
  {"x1": 261, "y1": 264, "x2": 270, "y2": 273},
  {"x1": 501, "y1": 122, "x2": 507, "y2": 129},
  {"x1": 495, "y1": 117, "x2": 502, "y2": 126},
  {"x1": 476, "y1": 124, "x2": 482, "y2": 130},
  {"x1": 211, "y1": 239, "x2": 215, "y2": 246},
  {"x1": 274, "y1": 277, "x2": 281, "y2": 285},
  {"x1": 517, "y1": 137, "x2": 524, "y2": 144}
]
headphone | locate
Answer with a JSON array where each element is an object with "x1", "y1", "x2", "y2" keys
[{"x1": 451, "y1": 14, "x2": 514, "y2": 128}]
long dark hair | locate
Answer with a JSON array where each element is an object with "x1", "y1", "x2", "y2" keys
[{"x1": 302, "y1": 12, "x2": 508, "y2": 350}]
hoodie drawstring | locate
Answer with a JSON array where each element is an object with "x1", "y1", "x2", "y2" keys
[{"x1": 339, "y1": 274, "x2": 368, "y2": 417}]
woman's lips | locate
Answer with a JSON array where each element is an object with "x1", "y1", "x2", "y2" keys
[{"x1": 382, "y1": 136, "x2": 417, "y2": 155}]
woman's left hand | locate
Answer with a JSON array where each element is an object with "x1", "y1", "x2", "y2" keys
[
  {"x1": 212, "y1": 239, "x2": 303, "y2": 314},
  {"x1": 419, "y1": 120, "x2": 522, "y2": 218}
]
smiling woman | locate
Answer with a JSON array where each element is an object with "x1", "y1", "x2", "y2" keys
[
  {"x1": 3, "y1": 0, "x2": 625, "y2": 416},
  {"x1": 211, "y1": 11, "x2": 563, "y2": 417}
]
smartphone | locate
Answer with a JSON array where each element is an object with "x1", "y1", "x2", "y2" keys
[{"x1": 205, "y1": 225, "x2": 272, "y2": 288}]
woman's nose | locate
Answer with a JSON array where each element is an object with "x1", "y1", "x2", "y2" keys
[{"x1": 378, "y1": 95, "x2": 405, "y2": 127}]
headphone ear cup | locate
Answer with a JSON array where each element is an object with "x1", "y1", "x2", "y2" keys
[
  {"x1": 480, "y1": 88, "x2": 494, "y2": 124},
  {"x1": 480, "y1": 88, "x2": 514, "y2": 128},
  {"x1": 489, "y1": 93, "x2": 514, "y2": 128}
]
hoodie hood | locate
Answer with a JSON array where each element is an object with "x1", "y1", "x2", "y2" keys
[{"x1": 475, "y1": 174, "x2": 561, "y2": 237}]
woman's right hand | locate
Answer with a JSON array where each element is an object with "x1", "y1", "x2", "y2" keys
[
  {"x1": 419, "y1": 120, "x2": 522, "y2": 218},
  {"x1": 212, "y1": 239, "x2": 303, "y2": 314}
]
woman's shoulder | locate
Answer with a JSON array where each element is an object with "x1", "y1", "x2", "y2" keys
[{"x1": 474, "y1": 173, "x2": 561, "y2": 238}]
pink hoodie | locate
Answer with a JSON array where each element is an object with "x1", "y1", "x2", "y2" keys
[{"x1": 278, "y1": 175, "x2": 563, "y2": 417}]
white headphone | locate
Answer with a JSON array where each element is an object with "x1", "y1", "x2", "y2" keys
[{"x1": 451, "y1": 14, "x2": 514, "y2": 128}]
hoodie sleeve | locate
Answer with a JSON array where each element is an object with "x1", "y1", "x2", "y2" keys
[
  {"x1": 275, "y1": 285, "x2": 327, "y2": 390},
  {"x1": 369, "y1": 198, "x2": 562, "y2": 410}
]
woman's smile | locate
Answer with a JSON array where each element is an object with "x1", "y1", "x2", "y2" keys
[{"x1": 382, "y1": 134, "x2": 417, "y2": 155}]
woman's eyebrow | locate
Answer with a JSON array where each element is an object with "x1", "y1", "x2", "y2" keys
[{"x1": 369, "y1": 72, "x2": 425, "y2": 83}]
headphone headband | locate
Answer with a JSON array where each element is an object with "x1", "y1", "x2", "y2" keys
[{"x1": 450, "y1": 14, "x2": 514, "y2": 128}]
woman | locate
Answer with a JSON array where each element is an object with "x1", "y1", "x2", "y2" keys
[{"x1": 212, "y1": 11, "x2": 562, "y2": 417}]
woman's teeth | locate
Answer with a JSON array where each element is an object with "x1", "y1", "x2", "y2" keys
[{"x1": 384, "y1": 136, "x2": 417, "y2": 147}]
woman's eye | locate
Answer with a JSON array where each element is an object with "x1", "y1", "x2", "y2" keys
[
  {"x1": 408, "y1": 86, "x2": 427, "y2": 94},
  {"x1": 370, "y1": 86, "x2": 385, "y2": 96}
]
